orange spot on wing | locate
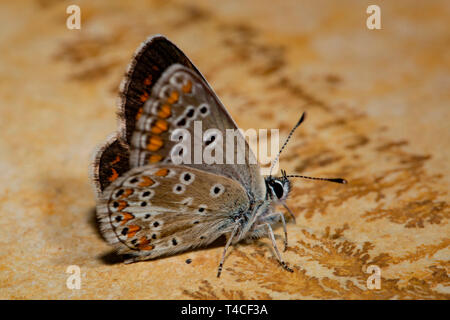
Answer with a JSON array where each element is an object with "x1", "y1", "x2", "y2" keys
[
  {"x1": 158, "y1": 104, "x2": 172, "y2": 119},
  {"x1": 139, "y1": 236, "x2": 148, "y2": 244},
  {"x1": 149, "y1": 155, "x2": 163, "y2": 163},
  {"x1": 110, "y1": 155, "x2": 120, "y2": 165},
  {"x1": 127, "y1": 225, "x2": 141, "y2": 238},
  {"x1": 167, "y1": 91, "x2": 179, "y2": 104},
  {"x1": 151, "y1": 119, "x2": 169, "y2": 134},
  {"x1": 121, "y1": 189, "x2": 134, "y2": 198},
  {"x1": 108, "y1": 168, "x2": 119, "y2": 182},
  {"x1": 139, "y1": 176, "x2": 155, "y2": 187},
  {"x1": 136, "y1": 107, "x2": 143, "y2": 120},
  {"x1": 144, "y1": 75, "x2": 152, "y2": 86},
  {"x1": 137, "y1": 236, "x2": 152, "y2": 250},
  {"x1": 182, "y1": 80, "x2": 192, "y2": 93},
  {"x1": 140, "y1": 93, "x2": 149, "y2": 103},
  {"x1": 117, "y1": 200, "x2": 128, "y2": 211},
  {"x1": 137, "y1": 236, "x2": 154, "y2": 250},
  {"x1": 121, "y1": 212, "x2": 134, "y2": 225},
  {"x1": 147, "y1": 135, "x2": 163, "y2": 151},
  {"x1": 155, "y1": 168, "x2": 169, "y2": 177}
]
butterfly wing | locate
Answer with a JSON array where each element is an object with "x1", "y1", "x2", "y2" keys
[
  {"x1": 118, "y1": 35, "x2": 203, "y2": 144},
  {"x1": 91, "y1": 36, "x2": 199, "y2": 196},
  {"x1": 93, "y1": 35, "x2": 265, "y2": 200},
  {"x1": 128, "y1": 62, "x2": 266, "y2": 201},
  {"x1": 96, "y1": 164, "x2": 250, "y2": 259},
  {"x1": 91, "y1": 133, "x2": 131, "y2": 198}
]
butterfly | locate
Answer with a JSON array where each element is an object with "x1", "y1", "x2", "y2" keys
[{"x1": 91, "y1": 35, "x2": 347, "y2": 277}]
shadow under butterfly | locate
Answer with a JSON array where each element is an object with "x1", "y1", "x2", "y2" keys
[{"x1": 91, "y1": 35, "x2": 347, "y2": 277}]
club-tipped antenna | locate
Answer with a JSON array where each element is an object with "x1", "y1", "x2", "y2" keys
[
  {"x1": 285, "y1": 174, "x2": 347, "y2": 184},
  {"x1": 269, "y1": 112, "x2": 306, "y2": 177}
]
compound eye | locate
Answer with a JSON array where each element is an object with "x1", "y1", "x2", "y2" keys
[{"x1": 272, "y1": 180, "x2": 284, "y2": 199}]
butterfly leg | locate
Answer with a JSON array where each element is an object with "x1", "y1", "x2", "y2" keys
[
  {"x1": 264, "y1": 223, "x2": 293, "y2": 273},
  {"x1": 217, "y1": 222, "x2": 241, "y2": 278},
  {"x1": 282, "y1": 203, "x2": 296, "y2": 224},
  {"x1": 260, "y1": 212, "x2": 288, "y2": 251}
]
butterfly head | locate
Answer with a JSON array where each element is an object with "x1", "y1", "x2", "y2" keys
[{"x1": 265, "y1": 169, "x2": 291, "y2": 203}]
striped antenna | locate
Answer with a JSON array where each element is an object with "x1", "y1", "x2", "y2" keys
[
  {"x1": 285, "y1": 175, "x2": 347, "y2": 184},
  {"x1": 269, "y1": 112, "x2": 306, "y2": 177}
]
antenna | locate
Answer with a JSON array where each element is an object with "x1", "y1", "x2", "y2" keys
[
  {"x1": 285, "y1": 175, "x2": 347, "y2": 184},
  {"x1": 269, "y1": 112, "x2": 306, "y2": 177}
]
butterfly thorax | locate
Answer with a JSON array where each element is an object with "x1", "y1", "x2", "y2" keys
[{"x1": 234, "y1": 176, "x2": 291, "y2": 243}]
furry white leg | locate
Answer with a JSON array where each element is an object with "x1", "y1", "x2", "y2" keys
[
  {"x1": 282, "y1": 203, "x2": 296, "y2": 224},
  {"x1": 264, "y1": 223, "x2": 293, "y2": 273},
  {"x1": 217, "y1": 221, "x2": 241, "y2": 278},
  {"x1": 261, "y1": 212, "x2": 288, "y2": 251}
]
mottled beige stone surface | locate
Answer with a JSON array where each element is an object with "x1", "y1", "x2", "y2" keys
[{"x1": 0, "y1": 0, "x2": 449, "y2": 299}]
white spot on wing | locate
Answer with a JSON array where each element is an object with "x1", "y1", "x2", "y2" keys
[
  {"x1": 198, "y1": 103, "x2": 210, "y2": 117},
  {"x1": 180, "y1": 172, "x2": 195, "y2": 185},
  {"x1": 180, "y1": 197, "x2": 193, "y2": 206},
  {"x1": 173, "y1": 183, "x2": 186, "y2": 194},
  {"x1": 159, "y1": 85, "x2": 172, "y2": 100},
  {"x1": 197, "y1": 204, "x2": 207, "y2": 214},
  {"x1": 210, "y1": 183, "x2": 225, "y2": 198}
]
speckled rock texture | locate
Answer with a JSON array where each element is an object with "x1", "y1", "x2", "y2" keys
[{"x1": 0, "y1": 0, "x2": 448, "y2": 299}]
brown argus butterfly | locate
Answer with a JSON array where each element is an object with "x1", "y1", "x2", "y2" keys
[{"x1": 91, "y1": 35, "x2": 346, "y2": 277}]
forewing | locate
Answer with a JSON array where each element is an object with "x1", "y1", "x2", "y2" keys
[
  {"x1": 129, "y1": 63, "x2": 266, "y2": 201},
  {"x1": 96, "y1": 164, "x2": 250, "y2": 259},
  {"x1": 118, "y1": 35, "x2": 201, "y2": 144},
  {"x1": 92, "y1": 35, "x2": 194, "y2": 195}
]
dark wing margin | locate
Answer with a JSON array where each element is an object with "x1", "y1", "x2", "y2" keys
[
  {"x1": 92, "y1": 35, "x2": 203, "y2": 196},
  {"x1": 118, "y1": 35, "x2": 202, "y2": 144},
  {"x1": 90, "y1": 133, "x2": 131, "y2": 197}
]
